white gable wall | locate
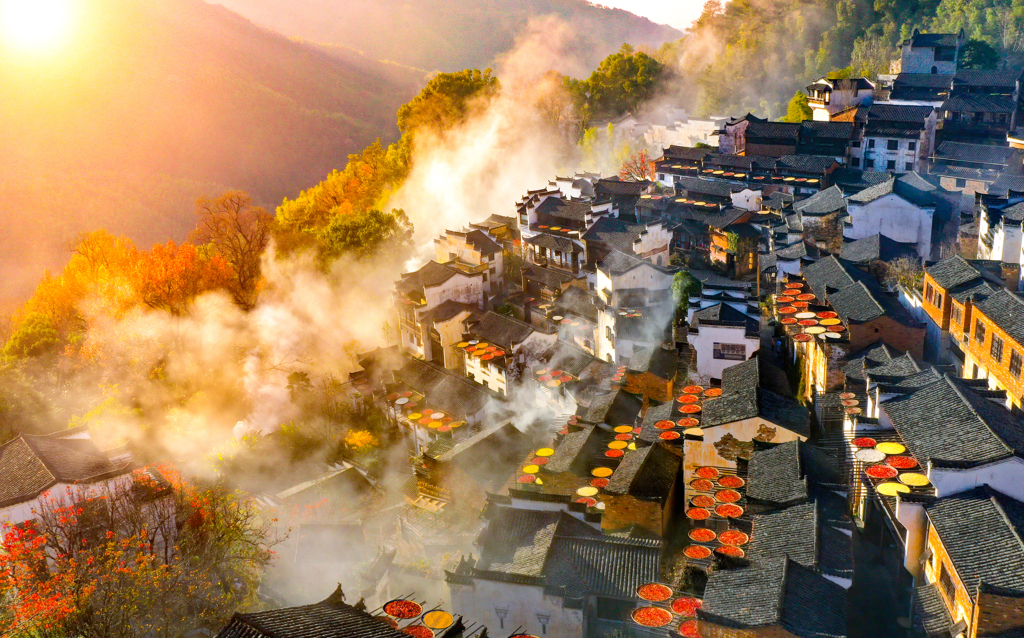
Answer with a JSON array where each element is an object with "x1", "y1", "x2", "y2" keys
[{"x1": 845, "y1": 193, "x2": 934, "y2": 259}]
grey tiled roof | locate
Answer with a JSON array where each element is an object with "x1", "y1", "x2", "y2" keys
[
  {"x1": 925, "y1": 255, "x2": 998, "y2": 290},
  {"x1": 842, "y1": 342, "x2": 906, "y2": 382},
  {"x1": 216, "y1": 597, "x2": 410, "y2": 638},
  {"x1": 699, "y1": 558, "x2": 848, "y2": 638},
  {"x1": 691, "y1": 302, "x2": 758, "y2": 337},
  {"x1": 546, "y1": 426, "x2": 597, "y2": 474},
  {"x1": 942, "y1": 93, "x2": 1016, "y2": 114},
  {"x1": 468, "y1": 312, "x2": 536, "y2": 349},
  {"x1": 868, "y1": 103, "x2": 935, "y2": 123},
  {"x1": 881, "y1": 373, "x2": 1024, "y2": 468},
  {"x1": 974, "y1": 288, "x2": 1024, "y2": 345},
  {"x1": 794, "y1": 185, "x2": 846, "y2": 216},
  {"x1": 777, "y1": 155, "x2": 839, "y2": 174},
  {"x1": 463, "y1": 229, "x2": 502, "y2": 255},
  {"x1": 747, "y1": 499, "x2": 853, "y2": 580},
  {"x1": 832, "y1": 168, "x2": 892, "y2": 193},
  {"x1": 840, "y1": 234, "x2": 918, "y2": 264},
  {"x1": 935, "y1": 141, "x2": 1016, "y2": 166},
  {"x1": 0, "y1": 430, "x2": 129, "y2": 507},
  {"x1": 911, "y1": 583, "x2": 953, "y2": 638},
  {"x1": 701, "y1": 387, "x2": 809, "y2": 436},
  {"x1": 746, "y1": 440, "x2": 842, "y2": 505},
  {"x1": 395, "y1": 358, "x2": 504, "y2": 421},
  {"x1": 396, "y1": 261, "x2": 461, "y2": 296},
  {"x1": 525, "y1": 232, "x2": 583, "y2": 254},
  {"x1": 803, "y1": 256, "x2": 919, "y2": 325},
  {"x1": 535, "y1": 197, "x2": 592, "y2": 222},
  {"x1": 474, "y1": 506, "x2": 661, "y2": 600},
  {"x1": 582, "y1": 217, "x2": 653, "y2": 253},
  {"x1": 905, "y1": 32, "x2": 959, "y2": 47},
  {"x1": 746, "y1": 121, "x2": 801, "y2": 140},
  {"x1": 638, "y1": 401, "x2": 674, "y2": 444},
  {"x1": 604, "y1": 443, "x2": 679, "y2": 500},
  {"x1": 626, "y1": 346, "x2": 677, "y2": 379},
  {"x1": 523, "y1": 264, "x2": 577, "y2": 290},
  {"x1": 923, "y1": 486, "x2": 1024, "y2": 593},
  {"x1": 673, "y1": 176, "x2": 748, "y2": 198},
  {"x1": 953, "y1": 68, "x2": 1022, "y2": 88},
  {"x1": 553, "y1": 286, "x2": 600, "y2": 322}
]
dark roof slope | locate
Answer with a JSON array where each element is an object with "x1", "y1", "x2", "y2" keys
[
  {"x1": 974, "y1": 289, "x2": 1024, "y2": 345},
  {"x1": 468, "y1": 311, "x2": 536, "y2": 349},
  {"x1": 934, "y1": 141, "x2": 1016, "y2": 166},
  {"x1": 0, "y1": 430, "x2": 128, "y2": 507},
  {"x1": 395, "y1": 358, "x2": 504, "y2": 420},
  {"x1": 691, "y1": 302, "x2": 758, "y2": 337},
  {"x1": 882, "y1": 373, "x2": 1024, "y2": 468},
  {"x1": 794, "y1": 185, "x2": 846, "y2": 216},
  {"x1": 942, "y1": 93, "x2": 1016, "y2": 114},
  {"x1": 868, "y1": 104, "x2": 934, "y2": 122},
  {"x1": 699, "y1": 558, "x2": 848, "y2": 638},
  {"x1": 396, "y1": 261, "x2": 461, "y2": 296},
  {"x1": 216, "y1": 594, "x2": 410, "y2": 638},
  {"x1": 924, "y1": 486, "x2": 1024, "y2": 594},
  {"x1": 746, "y1": 440, "x2": 843, "y2": 506},
  {"x1": 840, "y1": 234, "x2": 918, "y2": 264},
  {"x1": 582, "y1": 217, "x2": 654, "y2": 253},
  {"x1": 747, "y1": 498, "x2": 853, "y2": 580},
  {"x1": 604, "y1": 443, "x2": 679, "y2": 500},
  {"x1": 463, "y1": 229, "x2": 502, "y2": 255},
  {"x1": 926, "y1": 255, "x2": 1002, "y2": 290}
]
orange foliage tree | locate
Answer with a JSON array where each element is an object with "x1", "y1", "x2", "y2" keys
[
  {"x1": 130, "y1": 241, "x2": 235, "y2": 315},
  {"x1": 193, "y1": 191, "x2": 274, "y2": 311},
  {"x1": 619, "y1": 149, "x2": 657, "y2": 182},
  {"x1": 0, "y1": 466, "x2": 280, "y2": 638}
]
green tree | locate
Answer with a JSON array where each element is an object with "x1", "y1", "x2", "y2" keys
[
  {"x1": 671, "y1": 271, "x2": 700, "y2": 311},
  {"x1": 4, "y1": 313, "x2": 60, "y2": 358},
  {"x1": 316, "y1": 208, "x2": 415, "y2": 262},
  {"x1": 396, "y1": 69, "x2": 500, "y2": 137},
  {"x1": 781, "y1": 91, "x2": 813, "y2": 122},
  {"x1": 567, "y1": 45, "x2": 668, "y2": 124},
  {"x1": 960, "y1": 39, "x2": 1000, "y2": 69}
]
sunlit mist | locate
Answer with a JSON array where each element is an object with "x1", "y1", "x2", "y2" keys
[{"x1": 1, "y1": 0, "x2": 74, "y2": 52}]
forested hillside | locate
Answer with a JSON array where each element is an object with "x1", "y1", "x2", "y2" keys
[
  {"x1": 665, "y1": 0, "x2": 1024, "y2": 118},
  {"x1": 0, "y1": 0, "x2": 423, "y2": 304},
  {"x1": 212, "y1": 0, "x2": 682, "y2": 72}
]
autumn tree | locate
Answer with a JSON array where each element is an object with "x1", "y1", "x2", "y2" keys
[
  {"x1": 619, "y1": 149, "x2": 657, "y2": 181},
  {"x1": 193, "y1": 191, "x2": 274, "y2": 310},
  {"x1": 0, "y1": 466, "x2": 280, "y2": 638},
  {"x1": 130, "y1": 241, "x2": 234, "y2": 315}
]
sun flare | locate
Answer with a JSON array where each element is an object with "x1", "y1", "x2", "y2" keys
[{"x1": 1, "y1": 0, "x2": 74, "y2": 53}]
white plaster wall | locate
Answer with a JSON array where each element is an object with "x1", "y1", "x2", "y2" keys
[
  {"x1": 731, "y1": 189, "x2": 763, "y2": 212},
  {"x1": 449, "y1": 580, "x2": 585, "y2": 638},
  {"x1": 424, "y1": 273, "x2": 485, "y2": 310},
  {"x1": 687, "y1": 325, "x2": 760, "y2": 381},
  {"x1": 929, "y1": 457, "x2": 1024, "y2": 501},
  {"x1": 895, "y1": 499, "x2": 928, "y2": 578},
  {"x1": 846, "y1": 194, "x2": 934, "y2": 259},
  {"x1": 0, "y1": 477, "x2": 134, "y2": 528}
]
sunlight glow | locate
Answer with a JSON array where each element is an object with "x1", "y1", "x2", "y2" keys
[{"x1": 1, "y1": 0, "x2": 74, "y2": 53}]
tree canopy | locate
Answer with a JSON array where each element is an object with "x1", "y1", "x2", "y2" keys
[
  {"x1": 781, "y1": 91, "x2": 814, "y2": 123},
  {"x1": 567, "y1": 45, "x2": 668, "y2": 125}
]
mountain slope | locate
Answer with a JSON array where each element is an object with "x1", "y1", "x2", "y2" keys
[
  {"x1": 0, "y1": 0, "x2": 422, "y2": 303},
  {"x1": 213, "y1": 0, "x2": 683, "y2": 72}
]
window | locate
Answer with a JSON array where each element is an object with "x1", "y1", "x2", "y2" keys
[
  {"x1": 952, "y1": 303, "x2": 963, "y2": 325},
  {"x1": 851, "y1": 157, "x2": 860, "y2": 168},
  {"x1": 905, "y1": 162, "x2": 914, "y2": 172},
  {"x1": 713, "y1": 343, "x2": 746, "y2": 360},
  {"x1": 908, "y1": 141, "x2": 917, "y2": 151},
  {"x1": 868, "y1": 139, "x2": 876, "y2": 149},
  {"x1": 939, "y1": 562, "x2": 957, "y2": 603},
  {"x1": 1011, "y1": 350, "x2": 1023, "y2": 378},
  {"x1": 851, "y1": 140, "x2": 862, "y2": 148},
  {"x1": 956, "y1": 178, "x2": 967, "y2": 188},
  {"x1": 887, "y1": 139, "x2": 899, "y2": 150},
  {"x1": 887, "y1": 160, "x2": 897, "y2": 170},
  {"x1": 657, "y1": 173, "x2": 665, "y2": 181},
  {"x1": 925, "y1": 284, "x2": 934, "y2": 304},
  {"x1": 975, "y1": 319, "x2": 986, "y2": 344},
  {"x1": 992, "y1": 334, "x2": 1004, "y2": 363}
]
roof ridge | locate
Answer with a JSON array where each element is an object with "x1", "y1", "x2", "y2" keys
[
  {"x1": 942, "y1": 373, "x2": 1016, "y2": 457},
  {"x1": 17, "y1": 436, "x2": 57, "y2": 484},
  {"x1": 986, "y1": 486, "x2": 1024, "y2": 557}
]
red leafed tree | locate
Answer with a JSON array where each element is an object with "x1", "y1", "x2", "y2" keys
[
  {"x1": 130, "y1": 241, "x2": 235, "y2": 315},
  {"x1": 619, "y1": 149, "x2": 657, "y2": 182},
  {"x1": 0, "y1": 465, "x2": 281, "y2": 638}
]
